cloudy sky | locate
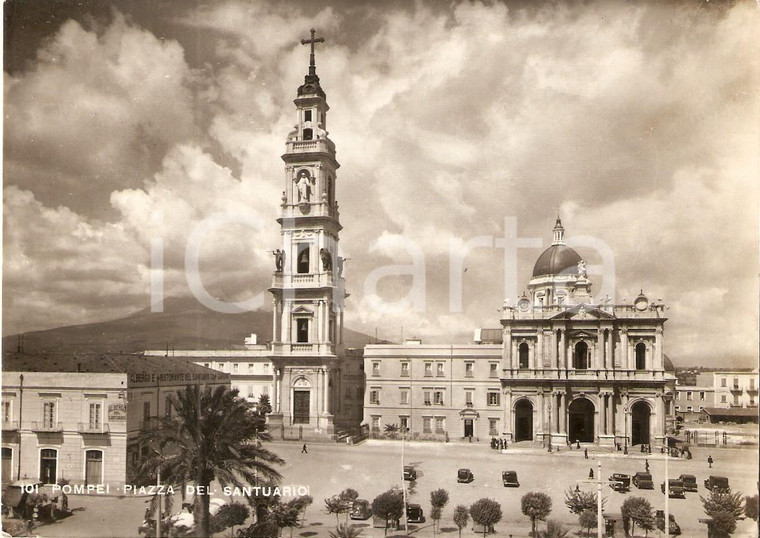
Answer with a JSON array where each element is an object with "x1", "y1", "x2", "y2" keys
[{"x1": 3, "y1": 0, "x2": 758, "y2": 367}]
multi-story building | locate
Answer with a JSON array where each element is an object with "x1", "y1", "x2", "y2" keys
[
  {"x1": 365, "y1": 218, "x2": 677, "y2": 448},
  {"x1": 1, "y1": 353, "x2": 228, "y2": 487},
  {"x1": 697, "y1": 370, "x2": 759, "y2": 409},
  {"x1": 674, "y1": 384, "x2": 715, "y2": 419}
]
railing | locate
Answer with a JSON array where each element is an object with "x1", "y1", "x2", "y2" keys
[
  {"x1": 31, "y1": 421, "x2": 63, "y2": 433},
  {"x1": 78, "y1": 423, "x2": 110, "y2": 434},
  {"x1": 292, "y1": 344, "x2": 314, "y2": 353},
  {"x1": 287, "y1": 138, "x2": 336, "y2": 154},
  {"x1": 1, "y1": 420, "x2": 19, "y2": 431}
]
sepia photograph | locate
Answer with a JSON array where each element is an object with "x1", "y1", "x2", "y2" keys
[{"x1": 2, "y1": 1, "x2": 759, "y2": 536}]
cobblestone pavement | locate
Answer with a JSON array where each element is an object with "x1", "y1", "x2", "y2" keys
[{"x1": 28, "y1": 441, "x2": 758, "y2": 537}]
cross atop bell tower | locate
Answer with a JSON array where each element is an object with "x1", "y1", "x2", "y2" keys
[{"x1": 301, "y1": 28, "x2": 324, "y2": 77}]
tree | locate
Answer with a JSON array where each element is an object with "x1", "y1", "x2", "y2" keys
[
  {"x1": 328, "y1": 523, "x2": 364, "y2": 538},
  {"x1": 621, "y1": 497, "x2": 653, "y2": 537},
  {"x1": 384, "y1": 423, "x2": 400, "y2": 438},
  {"x1": 210, "y1": 502, "x2": 249, "y2": 536},
  {"x1": 702, "y1": 489, "x2": 745, "y2": 536},
  {"x1": 564, "y1": 487, "x2": 603, "y2": 515},
  {"x1": 470, "y1": 498, "x2": 502, "y2": 537},
  {"x1": 578, "y1": 510, "x2": 596, "y2": 537},
  {"x1": 269, "y1": 499, "x2": 301, "y2": 537},
  {"x1": 137, "y1": 385, "x2": 284, "y2": 538},
  {"x1": 257, "y1": 394, "x2": 273, "y2": 415},
  {"x1": 522, "y1": 492, "x2": 552, "y2": 537},
  {"x1": 372, "y1": 488, "x2": 405, "y2": 536},
  {"x1": 453, "y1": 505, "x2": 469, "y2": 538},
  {"x1": 537, "y1": 520, "x2": 569, "y2": 538},
  {"x1": 325, "y1": 496, "x2": 348, "y2": 526},
  {"x1": 745, "y1": 494, "x2": 759, "y2": 521},
  {"x1": 430, "y1": 488, "x2": 450, "y2": 534},
  {"x1": 292, "y1": 495, "x2": 313, "y2": 527}
]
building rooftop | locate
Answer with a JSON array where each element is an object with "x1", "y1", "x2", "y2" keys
[{"x1": 702, "y1": 407, "x2": 758, "y2": 418}]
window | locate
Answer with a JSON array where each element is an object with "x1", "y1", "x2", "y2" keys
[
  {"x1": 424, "y1": 363, "x2": 433, "y2": 377},
  {"x1": 39, "y1": 449, "x2": 57, "y2": 484},
  {"x1": 721, "y1": 395, "x2": 727, "y2": 403},
  {"x1": 2, "y1": 401, "x2": 10, "y2": 423},
  {"x1": 401, "y1": 362, "x2": 409, "y2": 377},
  {"x1": 434, "y1": 390, "x2": 444, "y2": 405},
  {"x1": 675, "y1": 405, "x2": 680, "y2": 411},
  {"x1": 248, "y1": 363, "x2": 254, "y2": 373},
  {"x1": 519, "y1": 343, "x2": 529, "y2": 369},
  {"x1": 733, "y1": 394, "x2": 739, "y2": 405},
  {"x1": 369, "y1": 390, "x2": 380, "y2": 405},
  {"x1": 635, "y1": 343, "x2": 646, "y2": 370},
  {"x1": 487, "y1": 392, "x2": 500, "y2": 406},
  {"x1": 372, "y1": 362, "x2": 380, "y2": 376},
  {"x1": 721, "y1": 378, "x2": 727, "y2": 387},
  {"x1": 465, "y1": 390, "x2": 473, "y2": 406},
  {"x1": 751, "y1": 378, "x2": 756, "y2": 391},
  {"x1": 490, "y1": 362, "x2": 499, "y2": 377},
  {"x1": 422, "y1": 417, "x2": 432, "y2": 433},
  {"x1": 43, "y1": 402, "x2": 56, "y2": 428},
  {"x1": 143, "y1": 402, "x2": 151, "y2": 421},
  {"x1": 489, "y1": 418, "x2": 499, "y2": 436},
  {"x1": 574, "y1": 342, "x2": 588, "y2": 370},
  {"x1": 371, "y1": 416, "x2": 380, "y2": 432},
  {"x1": 465, "y1": 362, "x2": 474, "y2": 378},
  {"x1": 302, "y1": 128, "x2": 313, "y2": 140},
  {"x1": 686, "y1": 406, "x2": 693, "y2": 412},
  {"x1": 700, "y1": 391, "x2": 705, "y2": 401},
  {"x1": 423, "y1": 391, "x2": 432, "y2": 406},
  {"x1": 263, "y1": 363, "x2": 269, "y2": 373},
  {"x1": 297, "y1": 244, "x2": 310, "y2": 273},
  {"x1": 88, "y1": 403, "x2": 101, "y2": 429},
  {"x1": 733, "y1": 378, "x2": 740, "y2": 390},
  {"x1": 304, "y1": 110, "x2": 312, "y2": 122},
  {"x1": 296, "y1": 319, "x2": 309, "y2": 343},
  {"x1": 435, "y1": 417, "x2": 445, "y2": 433},
  {"x1": 400, "y1": 390, "x2": 409, "y2": 405},
  {"x1": 686, "y1": 391, "x2": 693, "y2": 401},
  {"x1": 436, "y1": 363, "x2": 445, "y2": 377},
  {"x1": 233, "y1": 363, "x2": 239, "y2": 373},
  {"x1": 165, "y1": 396, "x2": 172, "y2": 417},
  {"x1": 400, "y1": 416, "x2": 409, "y2": 433},
  {"x1": 676, "y1": 392, "x2": 680, "y2": 400}
]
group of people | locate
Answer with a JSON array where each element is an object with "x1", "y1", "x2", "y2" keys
[{"x1": 490, "y1": 437, "x2": 509, "y2": 450}]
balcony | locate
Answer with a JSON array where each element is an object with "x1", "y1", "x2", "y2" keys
[
  {"x1": 31, "y1": 421, "x2": 63, "y2": 433},
  {"x1": 286, "y1": 137, "x2": 336, "y2": 156},
  {"x1": 77, "y1": 423, "x2": 110, "y2": 435},
  {"x1": 271, "y1": 272, "x2": 335, "y2": 289},
  {"x1": 1, "y1": 420, "x2": 19, "y2": 432}
]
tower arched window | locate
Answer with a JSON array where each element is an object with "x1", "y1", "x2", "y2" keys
[
  {"x1": 519, "y1": 343, "x2": 529, "y2": 369},
  {"x1": 303, "y1": 128, "x2": 313, "y2": 141},
  {"x1": 574, "y1": 341, "x2": 588, "y2": 370},
  {"x1": 297, "y1": 244, "x2": 310, "y2": 274},
  {"x1": 635, "y1": 343, "x2": 646, "y2": 370}
]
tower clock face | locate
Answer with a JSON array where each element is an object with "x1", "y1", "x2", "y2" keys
[
  {"x1": 302, "y1": 84, "x2": 314, "y2": 93},
  {"x1": 634, "y1": 296, "x2": 649, "y2": 311},
  {"x1": 517, "y1": 298, "x2": 531, "y2": 311}
]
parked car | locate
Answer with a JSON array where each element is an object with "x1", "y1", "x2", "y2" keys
[
  {"x1": 350, "y1": 499, "x2": 372, "y2": 520},
  {"x1": 608, "y1": 474, "x2": 631, "y2": 492},
  {"x1": 632, "y1": 472, "x2": 654, "y2": 490},
  {"x1": 502, "y1": 471, "x2": 519, "y2": 487},
  {"x1": 655, "y1": 510, "x2": 681, "y2": 535},
  {"x1": 457, "y1": 469, "x2": 474, "y2": 483},
  {"x1": 403, "y1": 465, "x2": 417, "y2": 481},
  {"x1": 704, "y1": 475, "x2": 730, "y2": 492},
  {"x1": 406, "y1": 504, "x2": 425, "y2": 523},
  {"x1": 661, "y1": 479, "x2": 685, "y2": 498},
  {"x1": 678, "y1": 474, "x2": 697, "y2": 492}
]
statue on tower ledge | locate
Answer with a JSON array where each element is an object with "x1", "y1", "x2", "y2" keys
[{"x1": 320, "y1": 248, "x2": 332, "y2": 271}]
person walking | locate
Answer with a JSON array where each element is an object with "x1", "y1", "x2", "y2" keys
[
  {"x1": 584, "y1": 448, "x2": 588, "y2": 459},
  {"x1": 301, "y1": 443, "x2": 308, "y2": 454},
  {"x1": 708, "y1": 455, "x2": 713, "y2": 468},
  {"x1": 588, "y1": 468, "x2": 594, "y2": 479},
  {"x1": 645, "y1": 459, "x2": 650, "y2": 472}
]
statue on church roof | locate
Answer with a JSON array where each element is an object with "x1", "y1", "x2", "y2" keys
[
  {"x1": 296, "y1": 170, "x2": 312, "y2": 202},
  {"x1": 273, "y1": 249, "x2": 284, "y2": 272},
  {"x1": 316, "y1": 122, "x2": 328, "y2": 139},
  {"x1": 287, "y1": 124, "x2": 298, "y2": 142},
  {"x1": 578, "y1": 259, "x2": 587, "y2": 278},
  {"x1": 320, "y1": 248, "x2": 332, "y2": 271}
]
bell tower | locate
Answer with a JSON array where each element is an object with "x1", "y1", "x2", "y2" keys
[{"x1": 268, "y1": 29, "x2": 345, "y2": 436}]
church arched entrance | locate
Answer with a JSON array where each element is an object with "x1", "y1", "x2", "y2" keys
[
  {"x1": 631, "y1": 401, "x2": 651, "y2": 446},
  {"x1": 514, "y1": 399, "x2": 533, "y2": 441},
  {"x1": 568, "y1": 398, "x2": 595, "y2": 443}
]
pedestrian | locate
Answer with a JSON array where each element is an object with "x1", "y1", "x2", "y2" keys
[
  {"x1": 576, "y1": 440, "x2": 581, "y2": 449},
  {"x1": 707, "y1": 455, "x2": 713, "y2": 468},
  {"x1": 584, "y1": 448, "x2": 588, "y2": 459},
  {"x1": 588, "y1": 468, "x2": 594, "y2": 479},
  {"x1": 645, "y1": 459, "x2": 650, "y2": 472},
  {"x1": 301, "y1": 443, "x2": 308, "y2": 454}
]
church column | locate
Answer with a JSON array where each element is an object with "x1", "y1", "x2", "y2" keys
[
  {"x1": 321, "y1": 369, "x2": 328, "y2": 414},
  {"x1": 559, "y1": 392, "x2": 566, "y2": 434},
  {"x1": 655, "y1": 326, "x2": 664, "y2": 371},
  {"x1": 558, "y1": 329, "x2": 565, "y2": 369},
  {"x1": 339, "y1": 307, "x2": 344, "y2": 344},
  {"x1": 621, "y1": 329, "x2": 629, "y2": 370},
  {"x1": 528, "y1": 343, "x2": 535, "y2": 370},
  {"x1": 273, "y1": 368, "x2": 280, "y2": 413},
  {"x1": 504, "y1": 329, "x2": 512, "y2": 372},
  {"x1": 551, "y1": 329, "x2": 558, "y2": 370},
  {"x1": 538, "y1": 391, "x2": 545, "y2": 438},
  {"x1": 606, "y1": 329, "x2": 613, "y2": 370},
  {"x1": 537, "y1": 328, "x2": 544, "y2": 368},
  {"x1": 593, "y1": 340, "x2": 599, "y2": 370},
  {"x1": 505, "y1": 390, "x2": 513, "y2": 440},
  {"x1": 606, "y1": 394, "x2": 613, "y2": 435}
]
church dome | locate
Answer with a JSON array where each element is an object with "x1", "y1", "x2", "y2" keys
[{"x1": 532, "y1": 244, "x2": 583, "y2": 277}]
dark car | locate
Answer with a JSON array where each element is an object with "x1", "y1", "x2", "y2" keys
[
  {"x1": 632, "y1": 472, "x2": 654, "y2": 490},
  {"x1": 406, "y1": 504, "x2": 425, "y2": 524},
  {"x1": 502, "y1": 471, "x2": 519, "y2": 487},
  {"x1": 678, "y1": 474, "x2": 697, "y2": 492},
  {"x1": 457, "y1": 469, "x2": 474, "y2": 483},
  {"x1": 403, "y1": 465, "x2": 417, "y2": 481},
  {"x1": 704, "y1": 475, "x2": 730, "y2": 492},
  {"x1": 655, "y1": 510, "x2": 681, "y2": 535},
  {"x1": 609, "y1": 474, "x2": 631, "y2": 492},
  {"x1": 350, "y1": 499, "x2": 372, "y2": 520},
  {"x1": 661, "y1": 479, "x2": 685, "y2": 498}
]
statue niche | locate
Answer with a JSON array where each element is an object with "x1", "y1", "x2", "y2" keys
[
  {"x1": 319, "y1": 248, "x2": 332, "y2": 271},
  {"x1": 295, "y1": 169, "x2": 314, "y2": 203}
]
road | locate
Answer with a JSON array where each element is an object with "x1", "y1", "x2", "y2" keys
[{"x1": 31, "y1": 440, "x2": 758, "y2": 537}]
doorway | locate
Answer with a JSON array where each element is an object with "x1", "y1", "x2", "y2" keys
[
  {"x1": 40, "y1": 449, "x2": 57, "y2": 484},
  {"x1": 464, "y1": 419, "x2": 473, "y2": 437},
  {"x1": 568, "y1": 398, "x2": 595, "y2": 443},
  {"x1": 514, "y1": 399, "x2": 534, "y2": 441},
  {"x1": 293, "y1": 390, "x2": 310, "y2": 424},
  {"x1": 2, "y1": 448, "x2": 12, "y2": 483},
  {"x1": 85, "y1": 450, "x2": 103, "y2": 485},
  {"x1": 631, "y1": 401, "x2": 651, "y2": 446}
]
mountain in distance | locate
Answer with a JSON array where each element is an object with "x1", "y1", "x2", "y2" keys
[{"x1": 3, "y1": 296, "x2": 381, "y2": 357}]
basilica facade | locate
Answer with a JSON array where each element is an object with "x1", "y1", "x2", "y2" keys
[{"x1": 364, "y1": 218, "x2": 677, "y2": 448}]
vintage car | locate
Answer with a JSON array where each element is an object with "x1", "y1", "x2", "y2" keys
[
  {"x1": 632, "y1": 472, "x2": 654, "y2": 490},
  {"x1": 403, "y1": 465, "x2": 417, "y2": 481},
  {"x1": 457, "y1": 469, "x2": 474, "y2": 483},
  {"x1": 502, "y1": 471, "x2": 519, "y2": 487},
  {"x1": 704, "y1": 475, "x2": 730, "y2": 492},
  {"x1": 406, "y1": 504, "x2": 425, "y2": 524},
  {"x1": 608, "y1": 474, "x2": 631, "y2": 492},
  {"x1": 678, "y1": 474, "x2": 698, "y2": 492},
  {"x1": 0, "y1": 480, "x2": 60, "y2": 522},
  {"x1": 661, "y1": 479, "x2": 685, "y2": 498},
  {"x1": 350, "y1": 499, "x2": 372, "y2": 520},
  {"x1": 655, "y1": 510, "x2": 681, "y2": 535}
]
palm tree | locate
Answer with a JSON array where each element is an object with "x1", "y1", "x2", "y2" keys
[
  {"x1": 138, "y1": 384, "x2": 284, "y2": 538},
  {"x1": 328, "y1": 523, "x2": 364, "y2": 538}
]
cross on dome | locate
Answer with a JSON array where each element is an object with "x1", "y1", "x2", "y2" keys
[{"x1": 301, "y1": 28, "x2": 325, "y2": 76}]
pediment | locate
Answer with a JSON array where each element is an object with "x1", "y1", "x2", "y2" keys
[
  {"x1": 549, "y1": 304, "x2": 615, "y2": 321},
  {"x1": 291, "y1": 305, "x2": 315, "y2": 315}
]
